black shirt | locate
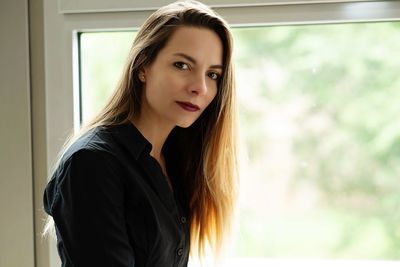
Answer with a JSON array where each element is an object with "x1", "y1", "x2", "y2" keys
[{"x1": 43, "y1": 123, "x2": 190, "y2": 267}]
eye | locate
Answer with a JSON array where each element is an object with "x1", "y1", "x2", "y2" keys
[
  {"x1": 174, "y1": 61, "x2": 189, "y2": 70},
  {"x1": 208, "y1": 72, "x2": 221, "y2": 81}
]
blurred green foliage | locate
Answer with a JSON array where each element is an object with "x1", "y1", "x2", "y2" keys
[{"x1": 233, "y1": 22, "x2": 400, "y2": 259}]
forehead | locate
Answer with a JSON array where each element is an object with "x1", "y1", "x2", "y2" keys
[{"x1": 160, "y1": 26, "x2": 223, "y2": 65}]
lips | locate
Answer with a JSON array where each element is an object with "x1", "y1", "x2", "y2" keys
[{"x1": 176, "y1": 101, "x2": 200, "y2": 112}]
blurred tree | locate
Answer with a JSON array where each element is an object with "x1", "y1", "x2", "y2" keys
[{"x1": 233, "y1": 22, "x2": 400, "y2": 258}]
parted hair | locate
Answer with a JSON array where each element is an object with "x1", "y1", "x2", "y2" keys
[{"x1": 43, "y1": 0, "x2": 238, "y2": 258}]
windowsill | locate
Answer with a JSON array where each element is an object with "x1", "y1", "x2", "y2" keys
[{"x1": 191, "y1": 258, "x2": 400, "y2": 267}]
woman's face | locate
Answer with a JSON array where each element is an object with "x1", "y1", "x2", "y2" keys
[{"x1": 139, "y1": 26, "x2": 223, "y2": 129}]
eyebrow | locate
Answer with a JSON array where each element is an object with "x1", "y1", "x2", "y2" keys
[{"x1": 173, "y1": 53, "x2": 223, "y2": 70}]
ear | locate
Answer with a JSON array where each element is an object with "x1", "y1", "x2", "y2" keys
[{"x1": 138, "y1": 67, "x2": 148, "y2": 82}]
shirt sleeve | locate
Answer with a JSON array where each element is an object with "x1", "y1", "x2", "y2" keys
[{"x1": 50, "y1": 149, "x2": 135, "y2": 267}]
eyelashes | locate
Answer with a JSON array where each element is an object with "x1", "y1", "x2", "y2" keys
[
  {"x1": 174, "y1": 61, "x2": 189, "y2": 70},
  {"x1": 207, "y1": 72, "x2": 220, "y2": 81},
  {"x1": 173, "y1": 61, "x2": 221, "y2": 81}
]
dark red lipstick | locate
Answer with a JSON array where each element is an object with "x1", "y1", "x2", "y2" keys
[{"x1": 176, "y1": 101, "x2": 200, "y2": 112}]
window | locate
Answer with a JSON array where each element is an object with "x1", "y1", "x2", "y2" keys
[{"x1": 79, "y1": 22, "x2": 400, "y2": 265}]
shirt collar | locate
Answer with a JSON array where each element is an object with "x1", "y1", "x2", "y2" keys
[{"x1": 110, "y1": 122, "x2": 152, "y2": 160}]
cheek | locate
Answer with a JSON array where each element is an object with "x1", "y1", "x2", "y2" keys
[
  {"x1": 159, "y1": 72, "x2": 184, "y2": 96},
  {"x1": 145, "y1": 74, "x2": 171, "y2": 99},
  {"x1": 205, "y1": 89, "x2": 218, "y2": 108},
  {"x1": 209, "y1": 85, "x2": 218, "y2": 102}
]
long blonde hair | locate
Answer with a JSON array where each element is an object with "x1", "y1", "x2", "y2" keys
[{"x1": 44, "y1": 0, "x2": 238, "y2": 258}]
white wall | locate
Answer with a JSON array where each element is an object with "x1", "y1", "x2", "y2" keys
[{"x1": 0, "y1": 0, "x2": 35, "y2": 266}]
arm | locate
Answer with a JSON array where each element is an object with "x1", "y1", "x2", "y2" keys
[{"x1": 50, "y1": 149, "x2": 135, "y2": 267}]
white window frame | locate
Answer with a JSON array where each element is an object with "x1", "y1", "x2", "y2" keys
[
  {"x1": 58, "y1": 0, "x2": 377, "y2": 13},
  {"x1": 41, "y1": 1, "x2": 400, "y2": 266}
]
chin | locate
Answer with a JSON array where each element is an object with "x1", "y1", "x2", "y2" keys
[
  {"x1": 176, "y1": 122, "x2": 193, "y2": 128},
  {"x1": 176, "y1": 119, "x2": 197, "y2": 128}
]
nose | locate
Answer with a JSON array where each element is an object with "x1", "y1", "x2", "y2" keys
[{"x1": 188, "y1": 73, "x2": 208, "y2": 96}]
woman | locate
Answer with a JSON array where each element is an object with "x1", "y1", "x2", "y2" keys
[{"x1": 43, "y1": 1, "x2": 237, "y2": 266}]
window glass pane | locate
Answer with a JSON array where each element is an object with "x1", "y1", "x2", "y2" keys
[
  {"x1": 79, "y1": 22, "x2": 400, "y2": 263},
  {"x1": 232, "y1": 23, "x2": 400, "y2": 260},
  {"x1": 80, "y1": 31, "x2": 135, "y2": 122}
]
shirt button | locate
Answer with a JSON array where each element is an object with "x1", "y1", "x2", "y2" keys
[
  {"x1": 177, "y1": 248, "x2": 183, "y2": 256},
  {"x1": 180, "y1": 216, "x2": 187, "y2": 224}
]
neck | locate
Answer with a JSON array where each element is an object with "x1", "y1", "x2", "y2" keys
[{"x1": 129, "y1": 116, "x2": 174, "y2": 162}]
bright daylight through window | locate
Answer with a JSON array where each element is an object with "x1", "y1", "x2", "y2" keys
[{"x1": 79, "y1": 22, "x2": 400, "y2": 266}]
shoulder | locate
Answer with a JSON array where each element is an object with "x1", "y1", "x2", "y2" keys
[
  {"x1": 52, "y1": 126, "x2": 126, "y2": 182},
  {"x1": 63, "y1": 126, "x2": 117, "y2": 160},
  {"x1": 44, "y1": 128, "x2": 125, "y2": 216}
]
